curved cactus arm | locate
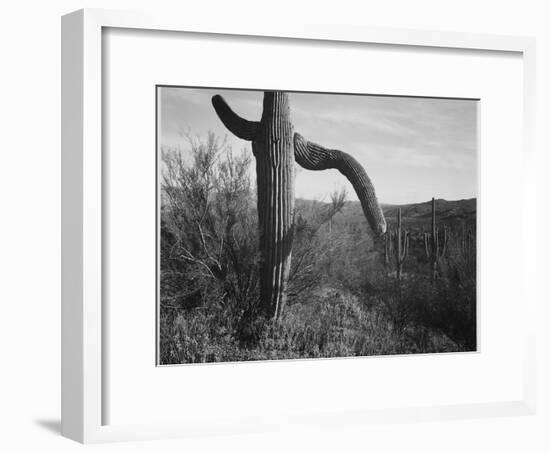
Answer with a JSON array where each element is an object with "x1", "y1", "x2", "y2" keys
[
  {"x1": 293, "y1": 132, "x2": 386, "y2": 236},
  {"x1": 211, "y1": 95, "x2": 260, "y2": 141}
]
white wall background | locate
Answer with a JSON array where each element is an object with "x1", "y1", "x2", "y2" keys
[{"x1": 0, "y1": 1, "x2": 547, "y2": 451}]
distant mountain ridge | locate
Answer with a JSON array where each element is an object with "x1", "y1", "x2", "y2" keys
[
  {"x1": 381, "y1": 198, "x2": 476, "y2": 222},
  {"x1": 295, "y1": 197, "x2": 477, "y2": 229}
]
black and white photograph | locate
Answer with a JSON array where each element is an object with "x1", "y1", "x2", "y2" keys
[{"x1": 158, "y1": 87, "x2": 478, "y2": 365}]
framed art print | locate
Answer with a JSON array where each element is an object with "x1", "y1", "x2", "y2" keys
[{"x1": 62, "y1": 9, "x2": 536, "y2": 443}]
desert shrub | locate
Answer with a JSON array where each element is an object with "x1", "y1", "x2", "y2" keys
[
  {"x1": 160, "y1": 133, "x2": 260, "y2": 361},
  {"x1": 288, "y1": 190, "x2": 349, "y2": 298},
  {"x1": 162, "y1": 134, "x2": 258, "y2": 296}
]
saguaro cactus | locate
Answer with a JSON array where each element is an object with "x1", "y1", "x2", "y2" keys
[
  {"x1": 384, "y1": 227, "x2": 394, "y2": 271},
  {"x1": 394, "y1": 208, "x2": 409, "y2": 280},
  {"x1": 461, "y1": 221, "x2": 475, "y2": 258},
  {"x1": 212, "y1": 91, "x2": 386, "y2": 319},
  {"x1": 424, "y1": 197, "x2": 447, "y2": 281}
]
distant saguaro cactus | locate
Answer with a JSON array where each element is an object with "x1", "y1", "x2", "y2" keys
[
  {"x1": 424, "y1": 197, "x2": 447, "y2": 281},
  {"x1": 394, "y1": 208, "x2": 409, "y2": 280},
  {"x1": 212, "y1": 91, "x2": 386, "y2": 319},
  {"x1": 461, "y1": 221, "x2": 475, "y2": 258},
  {"x1": 384, "y1": 227, "x2": 394, "y2": 271}
]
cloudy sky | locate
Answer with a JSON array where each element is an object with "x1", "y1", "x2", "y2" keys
[{"x1": 159, "y1": 87, "x2": 478, "y2": 205}]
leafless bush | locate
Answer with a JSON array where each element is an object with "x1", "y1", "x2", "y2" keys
[
  {"x1": 288, "y1": 188, "x2": 347, "y2": 298},
  {"x1": 160, "y1": 132, "x2": 259, "y2": 315}
]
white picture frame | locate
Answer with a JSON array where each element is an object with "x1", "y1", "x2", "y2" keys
[{"x1": 62, "y1": 8, "x2": 537, "y2": 444}]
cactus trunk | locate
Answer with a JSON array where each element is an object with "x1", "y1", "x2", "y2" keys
[{"x1": 254, "y1": 93, "x2": 295, "y2": 319}]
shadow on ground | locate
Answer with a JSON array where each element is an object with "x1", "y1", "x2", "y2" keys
[{"x1": 34, "y1": 419, "x2": 60, "y2": 435}]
